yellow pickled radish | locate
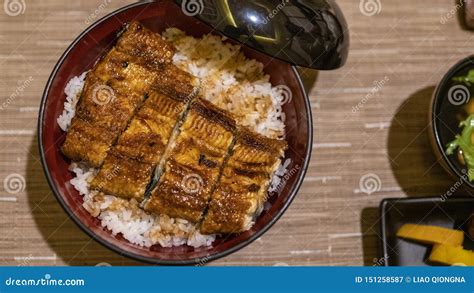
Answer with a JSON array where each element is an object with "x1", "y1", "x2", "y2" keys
[
  {"x1": 396, "y1": 224, "x2": 464, "y2": 246},
  {"x1": 429, "y1": 244, "x2": 474, "y2": 266}
]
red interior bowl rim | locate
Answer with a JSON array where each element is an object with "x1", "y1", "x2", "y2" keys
[{"x1": 37, "y1": 1, "x2": 314, "y2": 265}]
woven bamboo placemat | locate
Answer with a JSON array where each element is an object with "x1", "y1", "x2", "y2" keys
[{"x1": 0, "y1": 0, "x2": 470, "y2": 266}]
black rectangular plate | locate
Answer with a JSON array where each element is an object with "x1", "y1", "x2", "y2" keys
[{"x1": 380, "y1": 197, "x2": 474, "y2": 266}]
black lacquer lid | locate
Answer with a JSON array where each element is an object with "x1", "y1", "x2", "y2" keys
[{"x1": 175, "y1": 0, "x2": 349, "y2": 70}]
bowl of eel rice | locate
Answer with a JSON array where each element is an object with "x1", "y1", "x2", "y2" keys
[{"x1": 38, "y1": 0, "x2": 316, "y2": 264}]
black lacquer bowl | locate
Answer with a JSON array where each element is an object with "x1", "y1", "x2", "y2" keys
[
  {"x1": 430, "y1": 55, "x2": 474, "y2": 191},
  {"x1": 38, "y1": 0, "x2": 349, "y2": 264}
]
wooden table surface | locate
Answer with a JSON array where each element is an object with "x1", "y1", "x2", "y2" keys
[{"x1": 0, "y1": 0, "x2": 471, "y2": 266}]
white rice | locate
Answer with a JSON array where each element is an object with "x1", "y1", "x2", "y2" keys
[
  {"x1": 60, "y1": 29, "x2": 287, "y2": 248},
  {"x1": 57, "y1": 72, "x2": 87, "y2": 131},
  {"x1": 163, "y1": 28, "x2": 286, "y2": 139},
  {"x1": 69, "y1": 162, "x2": 215, "y2": 248}
]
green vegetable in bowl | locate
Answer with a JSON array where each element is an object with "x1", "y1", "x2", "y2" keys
[
  {"x1": 446, "y1": 114, "x2": 474, "y2": 181},
  {"x1": 453, "y1": 69, "x2": 474, "y2": 86}
]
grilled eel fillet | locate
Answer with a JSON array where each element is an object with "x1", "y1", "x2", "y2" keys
[
  {"x1": 115, "y1": 21, "x2": 175, "y2": 65},
  {"x1": 61, "y1": 21, "x2": 197, "y2": 167},
  {"x1": 144, "y1": 98, "x2": 236, "y2": 222},
  {"x1": 199, "y1": 127, "x2": 287, "y2": 234},
  {"x1": 89, "y1": 91, "x2": 187, "y2": 199}
]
